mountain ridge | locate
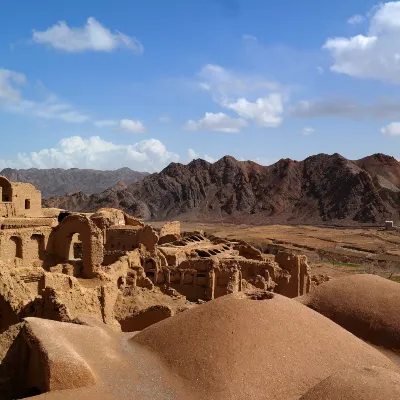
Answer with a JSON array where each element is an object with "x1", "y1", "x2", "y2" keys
[
  {"x1": 0, "y1": 167, "x2": 149, "y2": 197},
  {"x1": 42, "y1": 152, "x2": 400, "y2": 225}
]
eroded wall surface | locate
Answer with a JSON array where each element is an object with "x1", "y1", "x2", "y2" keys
[
  {"x1": 11, "y1": 182, "x2": 42, "y2": 217},
  {"x1": 0, "y1": 227, "x2": 52, "y2": 269}
]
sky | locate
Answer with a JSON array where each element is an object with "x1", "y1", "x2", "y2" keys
[{"x1": 1, "y1": 0, "x2": 400, "y2": 171}]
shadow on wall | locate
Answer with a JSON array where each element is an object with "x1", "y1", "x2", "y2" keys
[{"x1": 0, "y1": 176, "x2": 12, "y2": 202}]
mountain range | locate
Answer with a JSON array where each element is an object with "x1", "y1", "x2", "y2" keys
[
  {"x1": 0, "y1": 167, "x2": 149, "y2": 197},
  {"x1": 40, "y1": 153, "x2": 400, "y2": 225}
]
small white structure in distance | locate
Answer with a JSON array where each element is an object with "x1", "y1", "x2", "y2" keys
[{"x1": 385, "y1": 221, "x2": 398, "y2": 231}]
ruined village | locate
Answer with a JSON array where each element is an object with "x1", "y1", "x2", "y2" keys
[
  {"x1": 0, "y1": 174, "x2": 399, "y2": 400},
  {"x1": 3, "y1": 0, "x2": 400, "y2": 397}
]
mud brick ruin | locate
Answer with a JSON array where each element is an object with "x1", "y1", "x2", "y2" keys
[
  {"x1": 0, "y1": 174, "x2": 311, "y2": 334},
  {"x1": 2, "y1": 175, "x2": 400, "y2": 400}
]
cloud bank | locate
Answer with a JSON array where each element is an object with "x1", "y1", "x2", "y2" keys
[
  {"x1": 32, "y1": 17, "x2": 143, "y2": 54},
  {"x1": 0, "y1": 136, "x2": 178, "y2": 172}
]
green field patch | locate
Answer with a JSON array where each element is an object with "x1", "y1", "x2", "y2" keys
[{"x1": 320, "y1": 260, "x2": 361, "y2": 268}]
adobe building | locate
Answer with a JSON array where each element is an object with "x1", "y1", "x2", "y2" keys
[
  {"x1": 0, "y1": 175, "x2": 42, "y2": 217},
  {"x1": 0, "y1": 175, "x2": 311, "y2": 335}
]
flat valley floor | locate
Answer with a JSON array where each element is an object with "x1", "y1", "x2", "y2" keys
[{"x1": 151, "y1": 222, "x2": 400, "y2": 282}]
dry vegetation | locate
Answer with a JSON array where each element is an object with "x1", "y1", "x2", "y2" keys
[{"x1": 151, "y1": 222, "x2": 400, "y2": 282}]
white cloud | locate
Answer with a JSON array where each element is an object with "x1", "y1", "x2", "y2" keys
[
  {"x1": 324, "y1": 2, "x2": 400, "y2": 83},
  {"x1": 223, "y1": 94, "x2": 283, "y2": 127},
  {"x1": 94, "y1": 119, "x2": 147, "y2": 132},
  {"x1": 0, "y1": 136, "x2": 178, "y2": 171},
  {"x1": 316, "y1": 66, "x2": 324, "y2": 75},
  {"x1": 242, "y1": 34, "x2": 258, "y2": 42},
  {"x1": 253, "y1": 157, "x2": 276, "y2": 165},
  {"x1": 239, "y1": 156, "x2": 276, "y2": 165},
  {"x1": 32, "y1": 17, "x2": 143, "y2": 54},
  {"x1": 94, "y1": 119, "x2": 118, "y2": 128},
  {"x1": 0, "y1": 69, "x2": 26, "y2": 101},
  {"x1": 381, "y1": 122, "x2": 400, "y2": 136},
  {"x1": 347, "y1": 14, "x2": 365, "y2": 25},
  {"x1": 1, "y1": 69, "x2": 147, "y2": 128},
  {"x1": 183, "y1": 112, "x2": 248, "y2": 133},
  {"x1": 187, "y1": 148, "x2": 216, "y2": 163},
  {"x1": 0, "y1": 68, "x2": 91, "y2": 123},
  {"x1": 290, "y1": 97, "x2": 400, "y2": 119},
  {"x1": 197, "y1": 64, "x2": 285, "y2": 128},
  {"x1": 116, "y1": 119, "x2": 147, "y2": 133},
  {"x1": 26, "y1": 99, "x2": 91, "y2": 123},
  {"x1": 199, "y1": 64, "x2": 280, "y2": 97},
  {"x1": 8, "y1": 98, "x2": 90, "y2": 123},
  {"x1": 204, "y1": 154, "x2": 216, "y2": 163},
  {"x1": 300, "y1": 127, "x2": 315, "y2": 136},
  {"x1": 188, "y1": 148, "x2": 199, "y2": 159}
]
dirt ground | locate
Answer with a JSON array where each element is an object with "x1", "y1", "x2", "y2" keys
[{"x1": 151, "y1": 221, "x2": 400, "y2": 282}]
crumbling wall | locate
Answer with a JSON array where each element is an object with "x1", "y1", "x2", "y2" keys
[
  {"x1": 118, "y1": 305, "x2": 173, "y2": 332},
  {"x1": 238, "y1": 259, "x2": 278, "y2": 291},
  {"x1": 159, "y1": 221, "x2": 181, "y2": 245},
  {"x1": 157, "y1": 246, "x2": 188, "y2": 266},
  {"x1": 0, "y1": 176, "x2": 42, "y2": 218},
  {"x1": 0, "y1": 270, "x2": 36, "y2": 331},
  {"x1": 214, "y1": 261, "x2": 241, "y2": 298},
  {"x1": 0, "y1": 203, "x2": 16, "y2": 218},
  {"x1": 105, "y1": 227, "x2": 141, "y2": 253},
  {"x1": 0, "y1": 227, "x2": 52, "y2": 268},
  {"x1": 42, "y1": 273, "x2": 105, "y2": 322},
  {"x1": 154, "y1": 233, "x2": 312, "y2": 301},
  {"x1": 11, "y1": 182, "x2": 42, "y2": 217},
  {"x1": 90, "y1": 208, "x2": 126, "y2": 230},
  {"x1": 104, "y1": 225, "x2": 159, "y2": 262},
  {"x1": 50, "y1": 214, "x2": 104, "y2": 278},
  {"x1": 233, "y1": 241, "x2": 264, "y2": 261},
  {"x1": 9, "y1": 268, "x2": 45, "y2": 297},
  {"x1": 275, "y1": 251, "x2": 311, "y2": 298},
  {"x1": 159, "y1": 259, "x2": 218, "y2": 301},
  {"x1": 137, "y1": 225, "x2": 159, "y2": 252},
  {"x1": 124, "y1": 213, "x2": 145, "y2": 227},
  {"x1": 0, "y1": 217, "x2": 57, "y2": 229}
]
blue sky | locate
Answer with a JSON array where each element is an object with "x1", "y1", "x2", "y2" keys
[{"x1": 1, "y1": 0, "x2": 400, "y2": 171}]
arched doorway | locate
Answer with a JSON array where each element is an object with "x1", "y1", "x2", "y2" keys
[
  {"x1": 69, "y1": 233, "x2": 83, "y2": 260},
  {"x1": 144, "y1": 259, "x2": 157, "y2": 282},
  {"x1": 51, "y1": 214, "x2": 104, "y2": 278},
  {"x1": 0, "y1": 176, "x2": 12, "y2": 202}
]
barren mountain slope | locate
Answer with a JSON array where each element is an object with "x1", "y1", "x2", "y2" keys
[
  {"x1": 1, "y1": 167, "x2": 149, "y2": 197},
  {"x1": 43, "y1": 153, "x2": 400, "y2": 224}
]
